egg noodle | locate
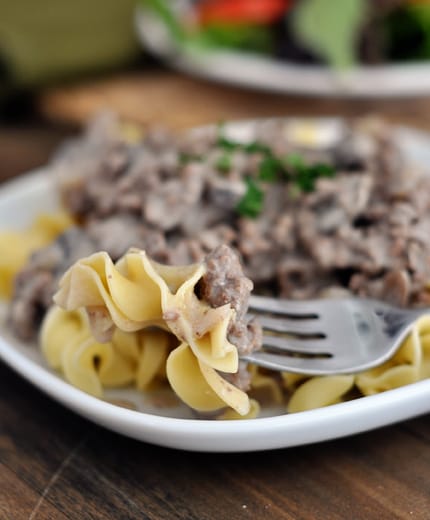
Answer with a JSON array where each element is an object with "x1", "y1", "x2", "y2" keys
[
  {"x1": 44, "y1": 248, "x2": 258, "y2": 418},
  {"x1": 2, "y1": 219, "x2": 430, "y2": 418},
  {"x1": 0, "y1": 211, "x2": 73, "y2": 298}
]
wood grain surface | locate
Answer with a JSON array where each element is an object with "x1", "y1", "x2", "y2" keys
[
  {"x1": 38, "y1": 69, "x2": 430, "y2": 131},
  {"x1": 2, "y1": 69, "x2": 430, "y2": 519},
  {"x1": 1, "y1": 359, "x2": 430, "y2": 520}
]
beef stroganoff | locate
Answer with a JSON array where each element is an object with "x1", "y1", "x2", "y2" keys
[{"x1": 3, "y1": 113, "x2": 430, "y2": 418}]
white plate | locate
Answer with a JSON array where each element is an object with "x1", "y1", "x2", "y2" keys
[
  {"x1": 135, "y1": 4, "x2": 430, "y2": 98},
  {"x1": 2, "y1": 119, "x2": 430, "y2": 453}
]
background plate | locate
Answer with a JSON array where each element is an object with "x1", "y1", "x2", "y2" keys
[{"x1": 136, "y1": 4, "x2": 430, "y2": 98}]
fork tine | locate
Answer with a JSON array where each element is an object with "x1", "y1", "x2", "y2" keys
[
  {"x1": 243, "y1": 296, "x2": 424, "y2": 375},
  {"x1": 248, "y1": 295, "x2": 319, "y2": 316},
  {"x1": 262, "y1": 335, "x2": 330, "y2": 355},
  {"x1": 258, "y1": 315, "x2": 321, "y2": 336},
  {"x1": 242, "y1": 351, "x2": 338, "y2": 375}
]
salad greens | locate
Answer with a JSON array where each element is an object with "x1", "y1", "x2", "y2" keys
[
  {"x1": 142, "y1": 0, "x2": 275, "y2": 53},
  {"x1": 292, "y1": 0, "x2": 367, "y2": 69},
  {"x1": 384, "y1": 3, "x2": 430, "y2": 63},
  {"x1": 142, "y1": 0, "x2": 430, "y2": 68},
  {"x1": 143, "y1": 0, "x2": 186, "y2": 43}
]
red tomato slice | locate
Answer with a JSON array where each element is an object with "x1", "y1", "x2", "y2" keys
[{"x1": 196, "y1": 0, "x2": 291, "y2": 26}]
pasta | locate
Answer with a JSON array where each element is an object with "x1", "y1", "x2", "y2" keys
[
  {"x1": 6, "y1": 226, "x2": 430, "y2": 417},
  {"x1": 0, "y1": 211, "x2": 73, "y2": 298},
  {"x1": 40, "y1": 272, "x2": 430, "y2": 420},
  {"x1": 40, "y1": 305, "x2": 169, "y2": 398},
  {"x1": 248, "y1": 365, "x2": 284, "y2": 405},
  {"x1": 38, "y1": 246, "x2": 430, "y2": 417},
  {"x1": 283, "y1": 316, "x2": 430, "y2": 413},
  {"x1": 44, "y1": 248, "x2": 253, "y2": 417}
]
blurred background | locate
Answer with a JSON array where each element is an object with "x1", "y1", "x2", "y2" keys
[{"x1": 2, "y1": 0, "x2": 430, "y2": 181}]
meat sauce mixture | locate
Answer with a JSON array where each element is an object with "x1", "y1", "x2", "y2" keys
[{"x1": 9, "y1": 114, "x2": 430, "y2": 367}]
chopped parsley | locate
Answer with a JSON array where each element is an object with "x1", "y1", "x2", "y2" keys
[
  {"x1": 217, "y1": 135, "x2": 240, "y2": 152},
  {"x1": 258, "y1": 155, "x2": 283, "y2": 182},
  {"x1": 216, "y1": 133, "x2": 336, "y2": 218},
  {"x1": 179, "y1": 152, "x2": 202, "y2": 164},
  {"x1": 215, "y1": 153, "x2": 232, "y2": 173},
  {"x1": 217, "y1": 135, "x2": 270, "y2": 155},
  {"x1": 285, "y1": 153, "x2": 336, "y2": 192},
  {"x1": 235, "y1": 178, "x2": 264, "y2": 218}
]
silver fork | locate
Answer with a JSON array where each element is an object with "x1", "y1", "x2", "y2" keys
[{"x1": 242, "y1": 295, "x2": 428, "y2": 375}]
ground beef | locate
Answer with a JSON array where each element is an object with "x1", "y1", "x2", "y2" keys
[
  {"x1": 197, "y1": 245, "x2": 261, "y2": 356},
  {"x1": 8, "y1": 228, "x2": 97, "y2": 340},
  {"x1": 221, "y1": 361, "x2": 253, "y2": 393}
]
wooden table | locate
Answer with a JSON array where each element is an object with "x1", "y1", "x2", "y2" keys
[{"x1": 2, "y1": 70, "x2": 430, "y2": 519}]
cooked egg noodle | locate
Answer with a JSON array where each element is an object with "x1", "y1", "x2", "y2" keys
[{"x1": 44, "y1": 248, "x2": 252, "y2": 417}]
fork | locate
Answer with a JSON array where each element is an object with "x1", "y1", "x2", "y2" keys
[{"x1": 242, "y1": 295, "x2": 429, "y2": 375}]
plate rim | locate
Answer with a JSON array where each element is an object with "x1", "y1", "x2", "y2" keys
[{"x1": 2, "y1": 325, "x2": 430, "y2": 452}]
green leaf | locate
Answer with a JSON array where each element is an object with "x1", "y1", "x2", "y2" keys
[
  {"x1": 243, "y1": 141, "x2": 271, "y2": 155},
  {"x1": 258, "y1": 155, "x2": 283, "y2": 181},
  {"x1": 384, "y1": 4, "x2": 430, "y2": 61},
  {"x1": 236, "y1": 178, "x2": 264, "y2": 218},
  {"x1": 187, "y1": 23, "x2": 274, "y2": 53},
  {"x1": 295, "y1": 168, "x2": 316, "y2": 192},
  {"x1": 311, "y1": 163, "x2": 336, "y2": 178},
  {"x1": 292, "y1": 0, "x2": 367, "y2": 69},
  {"x1": 215, "y1": 153, "x2": 232, "y2": 173},
  {"x1": 284, "y1": 152, "x2": 305, "y2": 170},
  {"x1": 142, "y1": 0, "x2": 185, "y2": 43},
  {"x1": 217, "y1": 135, "x2": 241, "y2": 152},
  {"x1": 179, "y1": 152, "x2": 202, "y2": 164},
  {"x1": 407, "y1": 4, "x2": 430, "y2": 59},
  {"x1": 284, "y1": 153, "x2": 335, "y2": 192}
]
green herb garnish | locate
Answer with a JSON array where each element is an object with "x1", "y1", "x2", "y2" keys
[
  {"x1": 215, "y1": 153, "x2": 232, "y2": 173},
  {"x1": 285, "y1": 154, "x2": 336, "y2": 192},
  {"x1": 236, "y1": 178, "x2": 264, "y2": 218},
  {"x1": 179, "y1": 152, "x2": 203, "y2": 165},
  {"x1": 243, "y1": 141, "x2": 271, "y2": 155},
  {"x1": 258, "y1": 155, "x2": 283, "y2": 182},
  {"x1": 217, "y1": 135, "x2": 241, "y2": 152},
  {"x1": 217, "y1": 132, "x2": 336, "y2": 218},
  {"x1": 217, "y1": 134, "x2": 271, "y2": 155}
]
